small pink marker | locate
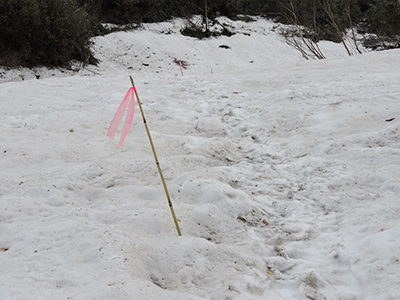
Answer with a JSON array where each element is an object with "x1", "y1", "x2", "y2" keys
[{"x1": 179, "y1": 61, "x2": 183, "y2": 76}]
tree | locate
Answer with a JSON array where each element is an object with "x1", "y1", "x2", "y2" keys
[
  {"x1": 277, "y1": 0, "x2": 364, "y2": 58},
  {"x1": 0, "y1": 0, "x2": 96, "y2": 67}
]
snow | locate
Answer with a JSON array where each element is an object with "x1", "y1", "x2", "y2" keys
[{"x1": 1, "y1": 17, "x2": 400, "y2": 300}]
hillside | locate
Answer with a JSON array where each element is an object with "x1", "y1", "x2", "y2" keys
[{"x1": 1, "y1": 18, "x2": 399, "y2": 300}]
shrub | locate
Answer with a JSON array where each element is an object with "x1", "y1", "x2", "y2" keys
[
  {"x1": 91, "y1": 0, "x2": 181, "y2": 24},
  {"x1": 0, "y1": 0, "x2": 97, "y2": 67},
  {"x1": 181, "y1": 21, "x2": 212, "y2": 39},
  {"x1": 80, "y1": 0, "x2": 276, "y2": 25},
  {"x1": 365, "y1": 0, "x2": 400, "y2": 37}
]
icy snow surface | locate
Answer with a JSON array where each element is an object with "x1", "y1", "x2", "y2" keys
[{"x1": 1, "y1": 18, "x2": 400, "y2": 300}]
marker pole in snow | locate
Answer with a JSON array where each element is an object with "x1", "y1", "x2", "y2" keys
[{"x1": 129, "y1": 76, "x2": 182, "y2": 236}]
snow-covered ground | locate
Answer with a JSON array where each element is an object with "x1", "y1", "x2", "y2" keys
[{"x1": 1, "y1": 18, "x2": 399, "y2": 300}]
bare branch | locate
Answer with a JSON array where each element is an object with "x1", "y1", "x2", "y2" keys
[
  {"x1": 281, "y1": 0, "x2": 325, "y2": 60},
  {"x1": 346, "y1": 0, "x2": 362, "y2": 54},
  {"x1": 324, "y1": 0, "x2": 352, "y2": 56}
]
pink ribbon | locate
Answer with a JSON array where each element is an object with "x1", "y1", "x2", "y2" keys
[
  {"x1": 179, "y1": 61, "x2": 183, "y2": 74},
  {"x1": 107, "y1": 87, "x2": 136, "y2": 147}
]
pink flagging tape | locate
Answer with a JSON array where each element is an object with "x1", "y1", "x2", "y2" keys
[
  {"x1": 179, "y1": 61, "x2": 183, "y2": 75},
  {"x1": 107, "y1": 87, "x2": 136, "y2": 147}
]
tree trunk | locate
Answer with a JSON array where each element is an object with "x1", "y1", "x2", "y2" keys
[{"x1": 205, "y1": 0, "x2": 208, "y2": 32}]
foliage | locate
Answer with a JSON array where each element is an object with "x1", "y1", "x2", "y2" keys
[
  {"x1": 275, "y1": 0, "x2": 361, "y2": 42},
  {"x1": 275, "y1": 0, "x2": 400, "y2": 51},
  {"x1": 1, "y1": 0, "x2": 400, "y2": 67},
  {"x1": 181, "y1": 21, "x2": 212, "y2": 39},
  {"x1": 0, "y1": 0, "x2": 96, "y2": 67},
  {"x1": 364, "y1": 0, "x2": 400, "y2": 37},
  {"x1": 78, "y1": 0, "x2": 196, "y2": 24},
  {"x1": 78, "y1": 0, "x2": 275, "y2": 24},
  {"x1": 360, "y1": 0, "x2": 400, "y2": 49},
  {"x1": 180, "y1": 19, "x2": 234, "y2": 39}
]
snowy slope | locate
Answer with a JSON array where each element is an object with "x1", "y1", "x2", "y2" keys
[{"x1": 1, "y1": 18, "x2": 400, "y2": 300}]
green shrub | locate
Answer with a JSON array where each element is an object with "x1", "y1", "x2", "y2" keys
[
  {"x1": 181, "y1": 21, "x2": 212, "y2": 39},
  {"x1": 86, "y1": 0, "x2": 174, "y2": 24},
  {"x1": 79, "y1": 0, "x2": 276, "y2": 25},
  {"x1": 0, "y1": 0, "x2": 97, "y2": 67},
  {"x1": 365, "y1": 0, "x2": 400, "y2": 37}
]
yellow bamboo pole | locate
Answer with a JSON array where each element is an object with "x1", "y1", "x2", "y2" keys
[{"x1": 129, "y1": 76, "x2": 182, "y2": 236}]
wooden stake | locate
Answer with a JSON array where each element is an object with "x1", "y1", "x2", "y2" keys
[{"x1": 129, "y1": 76, "x2": 182, "y2": 236}]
